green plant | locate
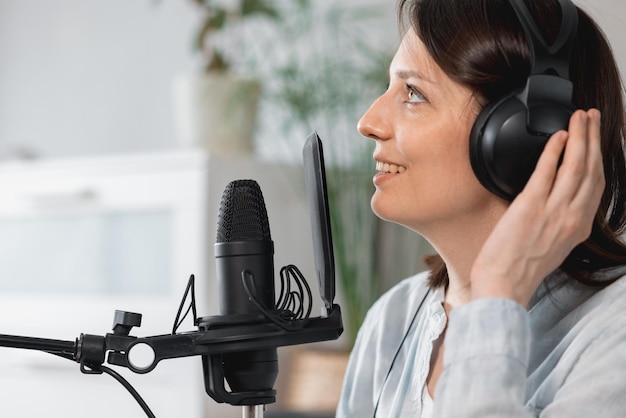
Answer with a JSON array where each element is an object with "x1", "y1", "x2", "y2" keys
[
  {"x1": 281, "y1": 2, "x2": 387, "y2": 348},
  {"x1": 239, "y1": 0, "x2": 419, "y2": 348},
  {"x1": 189, "y1": 0, "x2": 279, "y2": 72}
]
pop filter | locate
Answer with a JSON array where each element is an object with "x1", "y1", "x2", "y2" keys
[{"x1": 303, "y1": 132, "x2": 336, "y2": 317}]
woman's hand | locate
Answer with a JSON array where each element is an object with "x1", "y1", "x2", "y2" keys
[{"x1": 470, "y1": 109, "x2": 604, "y2": 307}]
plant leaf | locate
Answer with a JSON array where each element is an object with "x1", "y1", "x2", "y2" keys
[
  {"x1": 240, "y1": 0, "x2": 279, "y2": 19},
  {"x1": 208, "y1": 8, "x2": 227, "y2": 30}
]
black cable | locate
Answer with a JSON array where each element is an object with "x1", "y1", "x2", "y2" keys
[
  {"x1": 83, "y1": 363, "x2": 157, "y2": 418},
  {"x1": 241, "y1": 265, "x2": 313, "y2": 331},
  {"x1": 0, "y1": 331, "x2": 157, "y2": 416},
  {"x1": 172, "y1": 274, "x2": 198, "y2": 334},
  {"x1": 32, "y1": 345, "x2": 159, "y2": 418},
  {"x1": 372, "y1": 290, "x2": 430, "y2": 417},
  {"x1": 277, "y1": 264, "x2": 313, "y2": 320}
]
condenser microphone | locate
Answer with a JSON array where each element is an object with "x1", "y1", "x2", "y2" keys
[
  {"x1": 0, "y1": 136, "x2": 343, "y2": 415},
  {"x1": 213, "y1": 179, "x2": 278, "y2": 398}
]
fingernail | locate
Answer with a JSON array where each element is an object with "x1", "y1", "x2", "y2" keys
[{"x1": 590, "y1": 109, "x2": 602, "y2": 123}]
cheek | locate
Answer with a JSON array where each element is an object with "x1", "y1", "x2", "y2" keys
[
  {"x1": 371, "y1": 112, "x2": 486, "y2": 223},
  {"x1": 397, "y1": 121, "x2": 476, "y2": 187},
  {"x1": 421, "y1": 127, "x2": 476, "y2": 188}
]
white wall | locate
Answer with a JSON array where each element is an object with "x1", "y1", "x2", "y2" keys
[{"x1": 0, "y1": 0, "x2": 197, "y2": 158}]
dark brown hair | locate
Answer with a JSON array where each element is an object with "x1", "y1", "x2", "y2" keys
[{"x1": 397, "y1": 0, "x2": 626, "y2": 289}]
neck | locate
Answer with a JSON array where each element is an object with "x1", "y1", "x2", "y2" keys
[{"x1": 419, "y1": 203, "x2": 507, "y2": 309}]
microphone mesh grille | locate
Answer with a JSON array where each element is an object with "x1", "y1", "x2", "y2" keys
[{"x1": 216, "y1": 180, "x2": 272, "y2": 243}]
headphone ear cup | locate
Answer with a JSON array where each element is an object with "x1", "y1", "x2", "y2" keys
[
  {"x1": 469, "y1": 94, "x2": 555, "y2": 201},
  {"x1": 469, "y1": 97, "x2": 508, "y2": 198}
]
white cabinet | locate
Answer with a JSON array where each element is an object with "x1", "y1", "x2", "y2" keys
[{"x1": 0, "y1": 150, "x2": 314, "y2": 418}]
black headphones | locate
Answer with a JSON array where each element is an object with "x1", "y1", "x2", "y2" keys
[{"x1": 469, "y1": 0, "x2": 579, "y2": 200}]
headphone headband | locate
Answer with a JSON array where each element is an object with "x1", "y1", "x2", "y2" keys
[{"x1": 508, "y1": 0, "x2": 578, "y2": 78}]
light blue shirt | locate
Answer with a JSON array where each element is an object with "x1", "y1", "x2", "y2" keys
[{"x1": 337, "y1": 268, "x2": 626, "y2": 417}]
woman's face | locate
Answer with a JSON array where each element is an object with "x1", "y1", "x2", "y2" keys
[{"x1": 359, "y1": 31, "x2": 505, "y2": 236}]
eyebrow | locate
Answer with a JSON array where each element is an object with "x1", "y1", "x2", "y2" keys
[{"x1": 394, "y1": 69, "x2": 435, "y2": 84}]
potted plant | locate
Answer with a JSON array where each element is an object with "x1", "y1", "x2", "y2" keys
[{"x1": 172, "y1": 0, "x2": 279, "y2": 154}]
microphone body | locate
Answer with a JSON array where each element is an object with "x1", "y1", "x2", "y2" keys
[
  {"x1": 215, "y1": 241, "x2": 274, "y2": 317},
  {"x1": 212, "y1": 180, "x2": 278, "y2": 397}
]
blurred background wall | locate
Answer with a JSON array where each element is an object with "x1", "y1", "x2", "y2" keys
[
  {"x1": 0, "y1": 1, "x2": 622, "y2": 417},
  {"x1": 0, "y1": 0, "x2": 622, "y2": 161}
]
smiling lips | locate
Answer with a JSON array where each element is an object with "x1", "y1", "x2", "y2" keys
[{"x1": 376, "y1": 161, "x2": 407, "y2": 174}]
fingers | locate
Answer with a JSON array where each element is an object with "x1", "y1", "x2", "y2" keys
[
  {"x1": 548, "y1": 109, "x2": 604, "y2": 241},
  {"x1": 516, "y1": 109, "x2": 603, "y2": 246},
  {"x1": 521, "y1": 121, "x2": 568, "y2": 202},
  {"x1": 524, "y1": 109, "x2": 603, "y2": 202},
  {"x1": 551, "y1": 110, "x2": 592, "y2": 203},
  {"x1": 552, "y1": 109, "x2": 603, "y2": 200},
  {"x1": 570, "y1": 109, "x2": 605, "y2": 220}
]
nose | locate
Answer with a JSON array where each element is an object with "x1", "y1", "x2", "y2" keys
[{"x1": 357, "y1": 94, "x2": 391, "y2": 141}]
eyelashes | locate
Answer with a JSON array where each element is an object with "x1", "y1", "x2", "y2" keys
[{"x1": 406, "y1": 84, "x2": 427, "y2": 104}]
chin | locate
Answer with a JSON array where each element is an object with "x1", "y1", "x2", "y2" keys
[
  {"x1": 371, "y1": 194, "x2": 435, "y2": 234},
  {"x1": 370, "y1": 195, "x2": 403, "y2": 224}
]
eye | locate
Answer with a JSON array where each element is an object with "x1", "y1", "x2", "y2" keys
[{"x1": 406, "y1": 84, "x2": 426, "y2": 104}]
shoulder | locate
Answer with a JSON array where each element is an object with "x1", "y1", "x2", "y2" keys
[
  {"x1": 576, "y1": 273, "x2": 626, "y2": 334},
  {"x1": 569, "y1": 272, "x2": 626, "y2": 326},
  {"x1": 531, "y1": 271, "x2": 626, "y2": 372},
  {"x1": 527, "y1": 274, "x2": 626, "y2": 414}
]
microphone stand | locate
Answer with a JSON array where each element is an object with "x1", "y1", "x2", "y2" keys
[
  {"x1": 242, "y1": 405, "x2": 264, "y2": 418},
  {"x1": 0, "y1": 305, "x2": 343, "y2": 415}
]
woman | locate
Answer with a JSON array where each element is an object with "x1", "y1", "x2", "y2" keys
[{"x1": 337, "y1": 0, "x2": 626, "y2": 417}]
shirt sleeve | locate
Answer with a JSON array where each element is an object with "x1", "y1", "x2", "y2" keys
[{"x1": 434, "y1": 297, "x2": 626, "y2": 417}]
